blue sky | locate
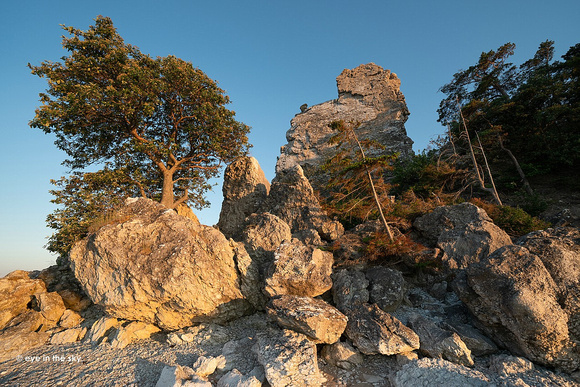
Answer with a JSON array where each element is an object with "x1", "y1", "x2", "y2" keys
[{"x1": 1, "y1": 0, "x2": 578, "y2": 276}]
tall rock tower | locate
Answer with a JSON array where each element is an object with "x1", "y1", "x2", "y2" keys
[{"x1": 276, "y1": 63, "x2": 414, "y2": 188}]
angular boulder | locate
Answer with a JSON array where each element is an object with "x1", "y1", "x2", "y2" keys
[
  {"x1": 454, "y1": 244, "x2": 577, "y2": 371},
  {"x1": 517, "y1": 227, "x2": 580, "y2": 340},
  {"x1": 69, "y1": 198, "x2": 253, "y2": 330},
  {"x1": 408, "y1": 314, "x2": 474, "y2": 367},
  {"x1": 366, "y1": 266, "x2": 406, "y2": 312},
  {"x1": 393, "y1": 358, "x2": 492, "y2": 387},
  {"x1": 320, "y1": 341, "x2": 364, "y2": 370},
  {"x1": 240, "y1": 212, "x2": 292, "y2": 276},
  {"x1": 0, "y1": 270, "x2": 47, "y2": 330},
  {"x1": 332, "y1": 269, "x2": 370, "y2": 313},
  {"x1": 265, "y1": 164, "x2": 343, "y2": 242},
  {"x1": 266, "y1": 295, "x2": 347, "y2": 344},
  {"x1": 254, "y1": 329, "x2": 326, "y2": 386},
  {"x1": 344, "y1": 303, "x2": 420, "y2": 355},
  {"x1": 264, "y1": 238, "x2": 333, "y2": 298},
  {"x1": 413, "y1": 203, "x2": 513, "y2": 269},
  {"x1": 110, "y1": 321, "x2": 161, "y2": 349},
  {"x1": 218, "y1": 156, "x2": 270, "y2": 240}
]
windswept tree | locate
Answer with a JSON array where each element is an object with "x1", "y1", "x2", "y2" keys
[
  {"x1": 438, "y1": 40, "x2": 580, "y2": 204},
  {"x1": 30, "y1": 16, "x2": 250, "y2": 210}
]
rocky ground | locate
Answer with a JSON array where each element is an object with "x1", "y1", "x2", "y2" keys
[{"x1": 1, "y1": 311, "x2": 578, "y2": 386}]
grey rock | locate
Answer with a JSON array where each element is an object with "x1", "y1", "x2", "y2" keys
[
  {"x1": 489, "y1": 354, "x2": 534, "y2": 377},
  {"x1": 218, "y1": 157, "x2": 270, "y2": 240},
  {"x1": 254, "y1": 329, "x2": 326, "y2": 386},
  {"x1": 86, "y1": 316, "x2": 121, "y2": 344},
  {"x1": 265, "y1": 164, "x2": 344, "y2": 242},
  {"x1": 221, "y1": 338, "x2": 260, "y2": 374},
  {"x1": 277, "y1": 63, "x2": 413, "y2": 191},
  {"x1": 264, "y1": 238, "x2": 333, "y2": 298},
  {"x1": 518, "y1": 227, "x2": 580, "y2": 341},
  {"x1": 455, "y1": 244, "x2": 578, "y2": 371},
  {"x1": 240, "y1": 213, "x2": 292, "y2": 274},
  {"x1": 332, "y1": 269, "x2": 369, "y2": 313},
  {"x1": 109, "y1": 321, "x2": 160, "y2": 349},
  {"x1": 414, "y1": 202, "x2": 512, "y2": 270},
  {"x1": 393, "y1": 358, "x2": 491, "y2": 387},
  {"x1": 365, "y1": 266, "x2": 406, "y2": 312},
  {"x1": 167, "y1": 323, "x2": 232, "y2": 347},
  {"x1": 320, "y1": 341, "x2": 364, "y2": 370},
  {"x1": 407, "y1": 314, "x2": 474, "y2": 367},
  {"x1": 217, "y1": 369, "x2": 262, "y2": 387},
  {"x1": 191, "y1": 355, "x2": 226, "y2": 377},
  {"x1": 344, "y1": 303, "x2": 420, "y2": 355},
  {"x1": 443, "y1": 321, "x2": 498, "y2": 356},
  {"x1": 266, "y1": 295, "x2": 347, "y2": 344},
  {"x1": 70, "y1": 198, "x2": 253, "y2": 330}
]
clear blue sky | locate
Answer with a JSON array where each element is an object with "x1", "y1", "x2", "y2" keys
[{"x1": 1, "y1": 0, "x2": 578, "y2": 276}]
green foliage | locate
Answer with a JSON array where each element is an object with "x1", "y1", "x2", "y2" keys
[
  {"x1": 30, "y1": 16, "x2": 250, "y2": 210},
  {"x1": 438, "y1": 40, "x2": 580, "y2": 185},
  {"x1": 46, "y1": 168, "x2": 138, "y2": 260},
  {"x1": 469, "y1": 198, "x2": 549, "y2": 237},
  {"x1": 391, "y1": 151, "x2": 471, "y2": 199},
  {"x1": 321, "y1": 120, "x2": 396, "y2": 228}
]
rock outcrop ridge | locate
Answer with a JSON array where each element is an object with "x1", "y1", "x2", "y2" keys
[{"x1": 277, "y1": 63, "x2": 414, "y2": 189}]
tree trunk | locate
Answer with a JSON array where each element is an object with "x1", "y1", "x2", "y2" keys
[
  {"x1": 475, "y1": 132, "x2": 503, "y2": 206},
  {"x1": 498, "y1": 136, "x2": 534, "y2": 196},
  {"x1": 348, "y1": 125, "x2": 394, "y2": 242},
  {"x1": 160, "y1": 171, "x2": 175, "y2": 208}
]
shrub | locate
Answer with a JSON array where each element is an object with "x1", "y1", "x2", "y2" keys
[{"x1": 470, "y1": 198, "x2": 549, "y2": 237}]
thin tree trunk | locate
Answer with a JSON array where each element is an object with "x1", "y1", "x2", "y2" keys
[
  {"x1": 475, "y1": 132, "x2": 503, "y2": 205},
  {"x1": 457, "y1": 98, "x2": 484, "y2": 184},
  {"x1": 348, "y1": 126, "x2": 395, "y2": 242},
  {"x1": 498, "y1": 136, "x2": 534, "y2": 196},
  {"x1": 457, "y1": 97, "x2": 503, "y2": 205}
]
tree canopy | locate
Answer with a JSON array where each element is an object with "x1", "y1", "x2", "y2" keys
[
  {"x1": 437, "y1": 40, "x2": 580, "y2": 192},
  {"x1": 31, "y1": 16, "x2": 251, "y2": 257},
  {"x1": 30, "y1": 16, "x2": 251, "y2": 210}
]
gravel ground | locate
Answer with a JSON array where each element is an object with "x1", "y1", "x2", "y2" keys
[{"x1": 1, "y1": 312, "x2": 579, "y2": 387}]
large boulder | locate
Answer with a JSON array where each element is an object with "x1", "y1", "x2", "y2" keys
[
  {"x1": 265, "y1": 164, "x2": 343, "y2": 242},
  {"x1": 517, "y1": 227, "x2": 580, "y2": 341},
  {"x1": 0, "y1": 270, "x2": 46, "y2": 330},
  {"x1": 413, "y1": 202, "x2": 513, "y2": 270},
  {"x1": 344, "y1": 303, "x2": 420, "y2": 356},
  {"x1": 366, "y1": 267, "x2": 406, "y2": 312},
  {"x1": 393, "y1": 358, "x2": 492, "y2": 387},
  {"x1": 264, "y1": 238, "x2": 333, "y2": 298},
  {"x1": 217, "y1": 156, "x2": 270, "y2": 239},
  {"x1": 454, "y1": 244, "x2": 578, "y2": 371},
  {"x1": 277, "y1": 63, "x2": 413, "y2": 190},
  {"x1": 407, "y1": 314, "x2": 474, "y2": 367},
  {"x1": 69, "y1": 198, "x2": 254, "y2": 330},
  {"x1": 240, "y1": 212, "x2": 292, "y2": 277},
  {"x1": 266, "y1": 295, "x2": 347, "y2": 344},
  {"x1": 332, "y1": 269, "x2": 370, "y2": 313},
  {"x1": 254, "y1": 329, "x2": 326, "y2": 386}
]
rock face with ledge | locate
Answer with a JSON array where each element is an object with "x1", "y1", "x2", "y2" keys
[{"x1": 276, "y1": 63, "x2": 414, "y2": 189}]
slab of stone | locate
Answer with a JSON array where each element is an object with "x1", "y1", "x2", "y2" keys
[
  {"x1": 345, "y1": 303, "x2": 419, "y2": 355},
  {"x1": 267, "y1": 295, "x2": 347, "y2": 344},
  {"x1": 254, "y1": 329, "x2": 326, "y2": 386}
]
